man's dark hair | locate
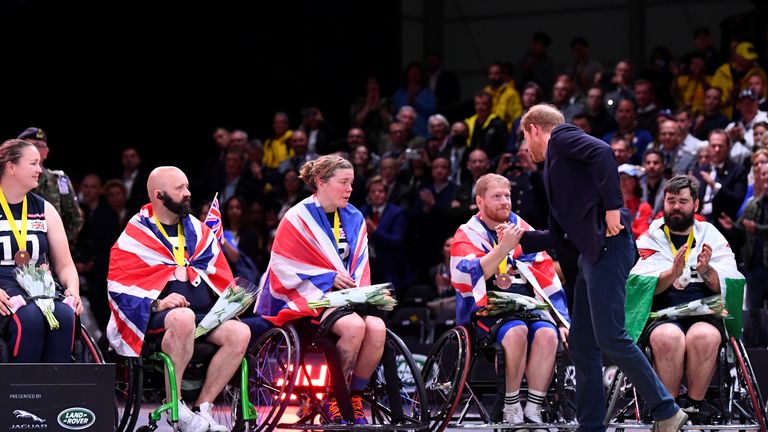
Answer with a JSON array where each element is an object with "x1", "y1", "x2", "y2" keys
[
  {"x1": 664, "y1": 174, "x2": 699, "y2": 199},
  {"x1": 643, "y1": 148, "x2": 664, "y2": 162}
]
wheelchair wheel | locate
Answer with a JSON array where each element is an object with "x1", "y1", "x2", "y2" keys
[
  {"x1": 114, "y1": 355, "x2": 142, "y2": 432},
  {"x1": 420, "y1": 325, "x2": 471, "y2": 432},
  {"x1": 367, "y1": 329, "x2": 429, "y2": 427},
  {"x1": 214, "y1": 382, "x2": 250, "y2": 432},
  {"x1": 71, "y1": 322, "x2": 105, "y2": 363},
  {"x1": 249, "y1": 326, "x2": 300, "y2": 432},
  {"x1": 729, "y1": 336, "x2": 767, "y2": 432}
]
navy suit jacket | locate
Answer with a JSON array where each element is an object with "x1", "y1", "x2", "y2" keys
[
  {"x1": 543, "y1": 124, "x2": 625, "y2": 265},
  {"x1": 361, "y1": 203, "x2": 410, "y2": 291}
]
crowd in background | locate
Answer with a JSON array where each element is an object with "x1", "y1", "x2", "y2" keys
[{"x1": 26, "y1": 27, "x2": 768, "y2": 346}]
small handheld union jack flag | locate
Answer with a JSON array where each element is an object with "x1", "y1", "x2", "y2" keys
[{"x1": 204, "y1": 193, "x2": 223, "y2": 243}]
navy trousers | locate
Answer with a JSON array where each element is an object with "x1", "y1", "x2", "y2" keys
[{"x1": 570, "y1": 230, "x2": 677, "y2": 432}]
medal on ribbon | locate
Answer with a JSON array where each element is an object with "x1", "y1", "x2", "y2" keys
[
  {"x1": 0, "y1": 186, "x2": 29, "y2": 267},
  {"x1": 663, "y1": 225, "x2": 695, "y2": 290},
  {"x1": 154, "y1": 215, "x2": 188, "y2": 282}
]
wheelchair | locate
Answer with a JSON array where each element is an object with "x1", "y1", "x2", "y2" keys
[
  {"x1": 246, "y1": 314, "x2": 430, "y2": 431},
  {"x1": 604, "y1": 321, "x2": 767, "y2": 432},
  {"x1": 113, "y1": 334, "x2": 256, "y2": 432},
  {"x1": 421, "y1": 316, "x2": 576, "y2": 432}
]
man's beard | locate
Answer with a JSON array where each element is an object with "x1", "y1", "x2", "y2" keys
[
  {"x1": 664, "y1": 209, "x2": 694, "y2": 232},
  {"x1": 483, "y1": 204, "x2": 510, "y2": 224},
  {"x1": 160, "y1": 191, "x2": 192, "y2": 218}
]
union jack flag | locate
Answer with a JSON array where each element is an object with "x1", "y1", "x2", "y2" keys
[
  {"x1": 256, "y1": 196, "x2": 370, "y2": 326},
  {"x1": 204, "y1": 193, "x2": 223, "y2": 243},
  {"x1": 450, "y1": 213, "x2": 570, "y2": 328},
  {"x1": 106, "y1": 204, "x2": 234, "y2": 357}
]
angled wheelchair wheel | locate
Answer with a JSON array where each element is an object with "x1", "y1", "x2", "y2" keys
[
  {"x1": 71, "y1": 322, "x2": 105, "y2": 363},
  {"x1": 248, "y1": 325, "x2": 300, "y2": 432},
  {"x1": 113, "y1": 354, "x2": 142, "y2": 432},
  {"x1": 367, "y1": 329, "x2": 429, "y2": 427},
  {"x1": 729, "y1": 336, "x2": 767, "y2": 432},
  {"x1": 420, "y1": 325, "x2": 471, "y2": 432}
]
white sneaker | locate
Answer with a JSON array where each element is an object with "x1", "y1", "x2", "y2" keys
[
  {"x1": 177, "y1": 401, "x2": 210, "y2": 432},
  {"x1": 198, "y1": 401, "x2": 228, "y2": 432},
  {"x1": 503, "y1": 403, "x2": 524, "y2": 425},
  {"x1": 524, "y1": 403, "x2": 543, "y2": 423}
]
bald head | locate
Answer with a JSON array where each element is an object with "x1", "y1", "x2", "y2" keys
[{"x1": 148, "y1": 166, "x2": 191, "y2": 220}]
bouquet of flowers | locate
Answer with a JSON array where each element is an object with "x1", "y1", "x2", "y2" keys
[
  {"x1": 476, "y1": 291, "x2": 550, "y2": 317},
  {"x1": 307, "y1": 283, "x2": 397, "y2": 311},
  {"x1": 194, "y1": 277, "x2": 260, "y2": 338},
  {"x1": 15, "y1": 263, "x2": 59, "y2": 329},
  {"x1": 649, "y1": 295, "x2": 729, "y2": 320}
]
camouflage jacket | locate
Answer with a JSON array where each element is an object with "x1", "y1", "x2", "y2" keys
[{"x1": 34, "y1": 168, "x2": 82, "y2": 245}]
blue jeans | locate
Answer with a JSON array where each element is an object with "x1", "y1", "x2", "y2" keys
[{"x1": 570, "y1": 230, "x2": 678, "y2": 432}]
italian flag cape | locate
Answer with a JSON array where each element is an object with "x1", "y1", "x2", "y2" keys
[{"x1": 625, "y1": 218, "x2": 745, "y2": 342}]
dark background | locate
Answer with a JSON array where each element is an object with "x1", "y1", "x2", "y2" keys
[{"x1": 0, "y1": 0, "x2": 402, "y2": 182}]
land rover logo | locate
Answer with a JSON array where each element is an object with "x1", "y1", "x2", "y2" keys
[{"x1": 56, "y1": 408, "x2": 95, "y2": 430}]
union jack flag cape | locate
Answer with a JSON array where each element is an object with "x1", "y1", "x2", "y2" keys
[
  {"x1": 450, "y1": 213, "x2": 570, "y2": 328},
  {"x1": 107, "y1": 204, "x2": 234, "y2": 357},
  {"x1": 256, "y1": 195, "x2": 370, "y2": 326},
  {"x1": 625, "y1": 218, "x2": 744, "y2": 342}
]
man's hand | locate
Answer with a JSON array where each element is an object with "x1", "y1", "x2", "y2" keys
[
  {"x1": 700, "y1": 171, "x2": 716, "y2": 188},
  {"x1": 743, "y1": 219, "x2": 757, "y2": 234},
  {"x1": 696, "y1": 243, "x2": 712, "y2": 276},
  {"x1": 420, "y1": 189, "x2": 436, "y2": 212},
  {"x1": 671, "y1": 244, "x2": 688, "y2": 280},
  {"x1": 333, "y1": 272, "x2": 356, "y2": 289},
  {"x1": 498, "y1": 223, "x2": 524, "y2": 253},
  {"x1": 605, "y1": 209, "x2": 624, "y2": 237},
  {"x1": 718, "y1": 213, "x2": 734, "y2": 230},
  {"x1": 158, "y1": 293, "x2": 190, "y2": 312},
  {"x1": 728, "y1": 125, "x2": 745, "y2": 143},
  {"x1": 559, "y1": 327, "x2": 569, "y2": 351}
]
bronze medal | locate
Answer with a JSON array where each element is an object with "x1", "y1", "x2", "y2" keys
[
  {"x1": 175, "y1": 266, "x2": 189, "y2": 282},
  {"x1": 495, "y1": 273, "x2": 512, "y2": 290},
  {"x1": 14, "y1": 250, "x2": 30, "y2": 266}
]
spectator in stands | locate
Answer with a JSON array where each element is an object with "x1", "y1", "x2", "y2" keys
[
  {"x1": 427, "y1": 114, "x2": 451, "y2": 155},
  {"x1": 618, "y1": 164, "x2": 652, "y2": 237},
  {"x1": 426, "y1": 51, "x2": 461, "y2": 110},
  {"x1": 737, "y1": 149, "x2": 768, "y2": 217},
  {"x1": 397, "y1": 106, "x2": 428, "y2": 148},
  {"x1": 378, "y1": 156, "x2": 411, "y2": 210},
  {"x1": 499, "y1": 141, "x2": 549, "y2": 230},
  {"x1": 567, "y1": 37, "x2": 603, "y2": 95},
  {"x1": 641, "y1": 149, "x2": 668, "y2": 216},
  {"x1": 673, "y1": 53, "x2": 711, "y2": 118},
  {"x1": 426, "y1": 236, "x2": 455, "y2": 316},
  {"x1": 485, "y1": 62, "x2": 522, "y2": 131},
  {"x1": 263, "y1": 112, "x2": 293, "y2": 172},
  {"x1": 448, "y1": 121, "x2": 471, "y2": 186},
  {"x1": 381, "y1": 121, "x2": 410, "y2": 160},
  {"x1": 647, "y1": 119, "x2": 697, "y2": 176},
  {"x1": 516, "y1": 32, "x2": 556, "y2": 100},
  {"x1": 451, "y1": 149, "x2": 490, "y2": 219},
  {"x1": 603, "y1": 59, "x2": 634, "y2": 117},
  {"x1": 361, "y1": 175, "x2": 409, "y2": 291},
  {"x1": 754, "y1": 122, "x2": 768, "y2": 150},
  {"x1": 726, "y1": 89, "x2": 768, "y2": 164},
  {"x1": 694, "y1": 129, "x2": 748, "y2": 229},
  {"x1": 712, "y1": 42, "x2": 767, "y2": 119},
  {"x1": 694, "y1": 142, "x2": 711, "y2": 171},
  {"x1": 683, "y1": 26, "x2": 722, "y2": 75},
  {"x1": 571, "y1": 113, "x2": 593, "y2": 135},
  {"x1": 278, "y1": 129, "x2": 319, "y2": 174},
  {"x1": 392, "y1": 62, "x2": 436, "y2": 138},
  {"x1": 350, "y1": 76, "x2": 392, "y2": 154},
  {"x1": 719, "y1": 163, "x2": 768, "y2": 347},
  {"x1": 585, "y1": 85, "x2": 617, "y2": 139},
  {"x1": 466, "y1": 91, "x2": 509, "y2": 160},
  {"x1": 552, "y1": 74, "x2": 585, "y2": 123},
  {"x1": 642, "y1": 46, "x2": 676, "y2": 110},
  {"x1": 510, "y1": 82, "x2": 543, "y2": 148},
  {"x1": 275, "y1": 169, "x2": 311, "y2": 219},
  {"x1": 634, "y1": 79, "x2": 661, "y2": 135},
  {"x1": 74, "y1": 174, "x2": 102, "y2": 314},
  {"x1": 223, "y1": 195, "x2": 264, "y2": 267},
  {"x1": 229, "y1": 130, "x2": 249, "y2": 152},
  {"x1": 674, "y1": 108, "x2": 704, "y2": 155},
  {"x1": 693, "y1": 87, "x2": 730, "y2": 139},
  {"x1": 299, "y1": 106, "x2": 336, "y2": 155},
  {"x1": 219, "y1": 148, "x2": 258, "y2": 204},
  {"x1": 748, "y1": 73, "x2": 768, "y2": 112},
  {"x1": 603, "y1": 98, "x2": 654, "y2": 164},
  {"x1": 610, "y1": 136, "x2": 634, "y2": 165},
  {"x1": 118, "y1": 147, "x2": 149, "y2": 214}
]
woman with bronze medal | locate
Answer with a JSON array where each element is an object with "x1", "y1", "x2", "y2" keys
[{"x1": 0, "y1": 139, "x2": 83, "y2": 362}]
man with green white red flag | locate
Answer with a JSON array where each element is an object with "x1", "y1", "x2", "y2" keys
[{"x1": 625, "y1": 175, "x2": 745, "y2": 421}]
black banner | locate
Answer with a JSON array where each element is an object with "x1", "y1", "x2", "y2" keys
[{"x1": 1, "y1": 363, "x2": 114, "y2": 431}]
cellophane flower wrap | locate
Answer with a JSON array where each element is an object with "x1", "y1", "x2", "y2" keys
[
  {"x1": 649, "y1": 295, "x2": 729, "y2": 320},
  {"x1": 476, "y1": 291, "x2": 550, "y2": 317},
  {"x1": 194, "y1": 277, "x2": 259, "y2": 338},
  {"x1": 15, "y1": 263, "x2": 59, "y2": 329},
  {"x1": 307, "y1": 283, "x2": 397, "y2": 311}
]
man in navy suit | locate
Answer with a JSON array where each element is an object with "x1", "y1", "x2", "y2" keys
[
  {"x1": 361, "y1": 176, "x2": 410, "y2": 291},
  {"x1": 521, "y1": 104, "x2": 686, "y2": 432}
]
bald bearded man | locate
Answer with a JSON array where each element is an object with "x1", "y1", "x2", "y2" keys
[{"x1": 107, "y1": 166, "x2": 250, "y2": 432}]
